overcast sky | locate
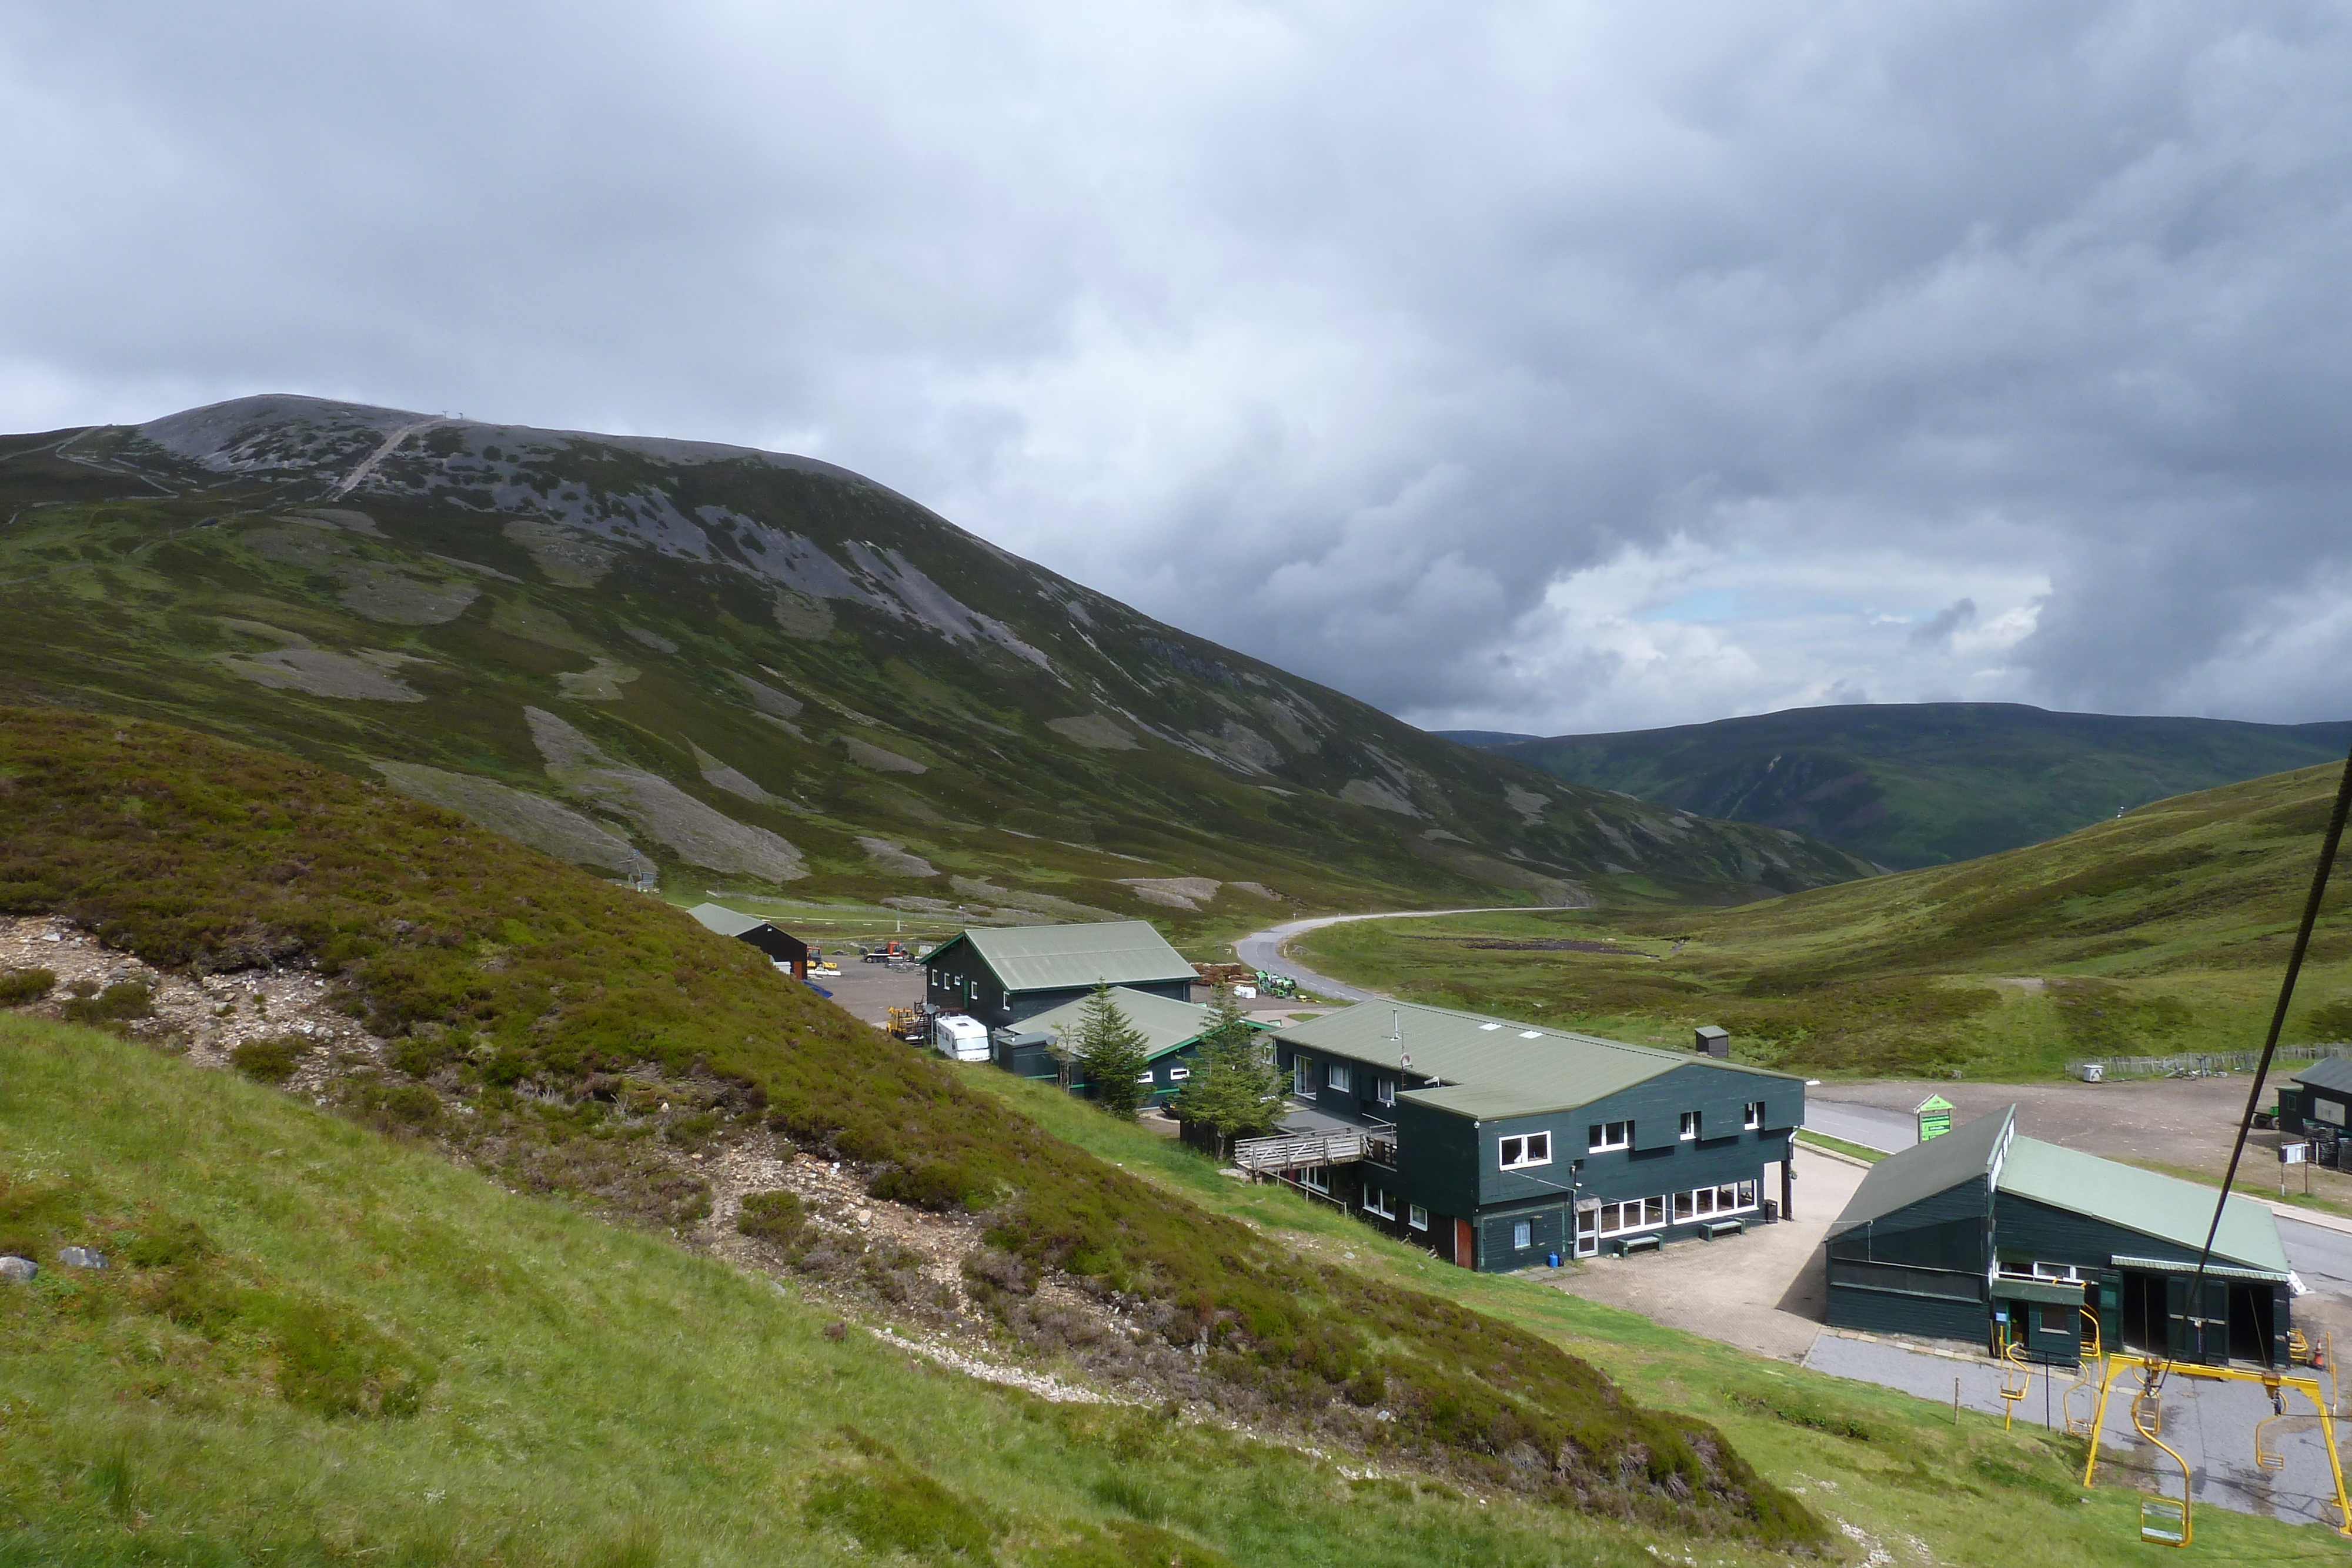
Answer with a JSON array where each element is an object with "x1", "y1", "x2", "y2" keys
[{"x1": 5, "y1": 4, "x2": 2349, "y2": 735}]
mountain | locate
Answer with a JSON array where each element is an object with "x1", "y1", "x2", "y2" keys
[
  {"x1": 0, "y1": 396, "x2": 1873, "y2": 925},
  {"x1": 1291, "y1": 757, "x2": 2352, "y2": 1079},
  {"x1": 1441, "y1": 703, "x2": 2352, "y2": 870}
]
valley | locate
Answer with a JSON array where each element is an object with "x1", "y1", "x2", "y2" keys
[
  {"x1": 1451, "y1": 703, "x2": 2352, "y2": 870},
  {"x1": 1291, "y1": 760, "x2": 2352, "y2": 1081}
]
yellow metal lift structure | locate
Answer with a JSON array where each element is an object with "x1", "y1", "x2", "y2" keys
[{"x1": 2079, "y1": 1352, "x2": 2351, "y2": 1545}]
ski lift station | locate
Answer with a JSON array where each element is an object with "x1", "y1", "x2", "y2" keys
[{"x1": 1824, "y1": 1106, "x2": 2293, "y2": 1367}]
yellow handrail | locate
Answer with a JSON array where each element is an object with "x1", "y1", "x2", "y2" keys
[
  {"x1": 1999, "y1": 1339, "x2": 2032, "y2": 1432},
  {"x1": 2062, "y1": 1306, "x2": 2105, "y2": 1437},
  {"x1": 2132, "y1": 1389, "x2": 2193, "y2": 1547}
]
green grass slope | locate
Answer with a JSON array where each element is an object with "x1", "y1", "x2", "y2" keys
[
  {"x1": 1445, "y1": 703, "x2": 2352, "y2": 869},
  {"x1": 0, "y1": 706, "x2": 1815, "y2": 1549},
  {"x1": 1295, "y1": 760, "x2": 2352, "y2": 1079},
  {"x1": 0, "y1": 399, "x2": 1872, "y2": 937}
]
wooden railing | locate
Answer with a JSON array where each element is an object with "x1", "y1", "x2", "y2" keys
[{"x1": 1232, "y1": 1124, "x2": 1397, "y2": 1173}]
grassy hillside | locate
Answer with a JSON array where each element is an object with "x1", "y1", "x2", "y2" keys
[
  {"x1": 12, "y1": 1018, "x2": 2336, "y2": 1567},
  {"x1": 1446, "y1": 703, "x2": 2352, "y2": 869},
  {"x1": 1294, "y1": 760, "x2": 2352, "y2": 1079},
  {"x1": 0, "y1": 705, "x2": 1814, "y2": 1547},
  {"x1": 0, "y1": 398, "x2": 1871, "y2": 938}
]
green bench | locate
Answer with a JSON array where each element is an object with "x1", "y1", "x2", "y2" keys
[
  {"x1": 1701, "y1": 1218, "x2": 1745, "y2": 1240},
  {"x1": 1615, "y1": 1234, "x2": 1662, "y2": 1257}
]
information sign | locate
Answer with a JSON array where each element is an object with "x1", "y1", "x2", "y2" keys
[{"x1": 1913, "y1": 1093, "x2": 1955, "y2": 1142}]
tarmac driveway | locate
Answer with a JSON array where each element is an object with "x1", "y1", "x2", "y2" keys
[{"x1": 1536, "y1": 1146, "x2": 1867, "y2": 1361}]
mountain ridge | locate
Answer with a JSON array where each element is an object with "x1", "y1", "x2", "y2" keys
[
  {"x1": 0, "y1": 394, "x2": 1875, "y2": 923},
  {"x1": 1442, "y1": 701, "x2": 2352, "y2": 870}
]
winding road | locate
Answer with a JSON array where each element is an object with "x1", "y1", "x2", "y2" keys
[{"x1": 1232, "y1": 907, "x2": 1539, "y2": 1002}]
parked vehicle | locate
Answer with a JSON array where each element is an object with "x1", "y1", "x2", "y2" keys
[{"x1": 933, "y1": 1014, "x2": 990, "y2": 1062}]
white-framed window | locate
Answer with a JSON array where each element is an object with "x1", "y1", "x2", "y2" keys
[
  {"x1": 1135, "y1": 1071, "x2": 1157, "y2": 1085},
  {"x1": 1292, "y1": 1057, "x2": 1314, "y2": 1096},
  {"x1": 1362, "y1": 1185, "x2": 1395, "y2": 1219},
  {"x1": 1679, "y1": 1111, "x2": 1700, "y2": 1141},
  {"x1": 1408, "y1": 1203, "x2": 1429, "y2": 1231},
  {"x1": 1744, "y1": 1101, "x2": 1763, "y2": 1131},
  {"x1": 2032, "y1": 1261, "x2": 2082, "y2": 1282},
  {"x1": 1580, "y1": 1196, "x2": 1667, "y2": 1238},
  {"x1": 1327, "y1": 1062, "x2": 1352, "y2": 1094},
  {"x1": 1299, "y1": 1165, "x2": 1330, "y2": 1194},
  {"x1": 1671, "y1": 1181, "x2": 1760, "y2": 1222},
  {"x1": 1167, "y1": 1066, "x2": 1191, "y2": 1082},
  {"x1": 1498, "y1": 1131, "x2": 1552, "y2": 1170},
  {"x1": 1375, "y1": 1076, "x2": 1395, "y2": 1107},
  {"x1": 1588, "y1": 1121, "x2": 1631, "y2": 1152},
  {"x1": 1511, "y1": 1219, "x2": 1534, "y2": 1251}
]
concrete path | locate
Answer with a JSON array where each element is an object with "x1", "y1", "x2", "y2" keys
[
  {"x1": 1232, "y1": 908, "x2": 1543, "y2": 1003},
  {"x1": 1805, "y1": 1334, "x2": 2348, "y2": 1530},
  {"x1": 1541, "y1": 1146, "x2": 1866, "y2": 1361},
  {"x1": 332, "y1": 416, "x2": 446, "y2": 499}
]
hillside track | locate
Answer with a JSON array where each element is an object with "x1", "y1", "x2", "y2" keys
[{"x1": 1234, "y1": 905, "x2": 1572, "y2": 1001}]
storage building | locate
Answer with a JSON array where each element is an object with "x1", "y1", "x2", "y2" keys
[
  {"x1": 994, "y1": 987, "x2": 1269, "y2": 1108},
  {"x1": 1823, "y1": 1106, "x2": 2291, "y2": 1367},
  {"x1": 2278, "y1": 1057, "x2": 2352, "y2": 1140},
  {"x1": 1259, "y1": 1001, "x2": 1803, "y2": 1272},
  {"x1": 686, "y1": 902, "x2": 810, "y2": 979},
  {"x1": 920, "y1": 921, "x2": 1196, "y2": 1027}
]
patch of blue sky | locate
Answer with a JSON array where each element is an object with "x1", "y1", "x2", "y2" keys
[{"x1": 1634, "y1": 588, "x2": 1740, "y2": 624}]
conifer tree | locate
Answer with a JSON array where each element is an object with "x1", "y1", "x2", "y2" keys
[
  {"x1": 1072, "y1": 982, "x2": 1152, "y2": 1120},
  {"x1": 1173, "y1": 988, "x2": 1289, "y2": 1156}
]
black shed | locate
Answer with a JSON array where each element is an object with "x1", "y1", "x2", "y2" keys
[
  {"x1": 2281, "y1": 1056, "x2": 2352, "y2": 1139},
  {"x1": 687, "y1": 902, "x2": 810, "y2": 979}
]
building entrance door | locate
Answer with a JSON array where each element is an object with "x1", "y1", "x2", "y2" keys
[{"x1": 1574, "y1": 1204, "x2": 1598, "y2": 1258}]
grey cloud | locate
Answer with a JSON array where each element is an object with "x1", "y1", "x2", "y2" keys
[
  {"x1": 4, "y1": 4, "x2": 2351, "y2": 733},
  {"x1": 1910, "y1": 600, "x2": 1977, "y2": 648}
]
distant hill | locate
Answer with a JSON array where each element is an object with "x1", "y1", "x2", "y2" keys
[
  {"x1": 1441, "y1": 703, "x2": 2352, "y2": 869},
  {"x1": 0, "y1": 396, "x2": 1874, "y2": 921},
  {"x1": 1293, "y1": 757, "x2": 2352, "y2": 1079}
]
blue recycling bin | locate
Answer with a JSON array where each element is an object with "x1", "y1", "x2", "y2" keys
[{"x1": 1546, "y1": 1251, "x2": 1561, "y2": 1268}]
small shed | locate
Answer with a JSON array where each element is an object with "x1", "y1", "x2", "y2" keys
[
  {"x1": 2282, "y1": 1057, "x2": 2352, "y2": 1138},
  {"x1": 1693, "y1": 1025, "x2": 1729, "y2": 1059},
  {"x1": 686, "y1": 902, "x2": 810, "y2": 979}
]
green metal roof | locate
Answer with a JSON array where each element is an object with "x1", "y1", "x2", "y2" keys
[
  {"x1": 1018, "y1": 987, "x2": 1260, "y2": 1063},
  {"x1": 687, "y1": 902, "x2": 771, "y2": 939},
  {"x1": 931, "y1": 921, "x2": 1196, "y2": 994},
  {"x1": 2292, "y1": 1056, "x2": 2352, "y2": 1096},
  {"x1": 1997, "y1": 1134, "x2": 2289, "y2": 1275},
  {"x1": 1821, "y1": 1104, "x2": 2290, "y2": 1275},
  {"x1": 1825, "y1": 1106, "x2": 2010, "y2": 1239},
  {"x1": 1277, "y1": 999, "x2": 1798, "y2": 1121}
]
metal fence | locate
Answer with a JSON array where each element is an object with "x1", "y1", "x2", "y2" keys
[{"x1": 2063, "y1": 1043, "x2": 2352, "y2": 1079}]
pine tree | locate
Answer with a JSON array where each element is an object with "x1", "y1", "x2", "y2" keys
[
  {"x1": 1174, "y1": 988, "x2": 1289, "y2": 1156},
  {"x1": 1072, "y1": 982, "x2": 1152, "y2": 1120}
]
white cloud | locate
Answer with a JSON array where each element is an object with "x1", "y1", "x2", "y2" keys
[{"x1": 2, "y1": 2, "x2": 2350, "y2": 734}]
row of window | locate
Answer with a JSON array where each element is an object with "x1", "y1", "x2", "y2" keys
[
  {"x1": 1292, "y1": 1057, "x2": 1398, "y2": 1106},
  {"x1": 1572, "y1": 1106, "x2": 1766, "y2": 1161},
  {"x1": 1576, "y1": 1181, "x2": 1759, "y2": 1238}
]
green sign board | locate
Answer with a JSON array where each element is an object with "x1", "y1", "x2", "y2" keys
[{"x1": 1915, "y1": 1093, "x2": 1955, "y2": 1142}]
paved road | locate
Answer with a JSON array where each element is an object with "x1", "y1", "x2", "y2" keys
[
  {"x1": 1232, "y1": 908, "x2": 1552, "y2": 1003},
  {"x1": 1806, "y1": 1334, "x2": 2346, "y2": 1530},
  {"x1": 1803, "y1": 1097, "x2": 1920, "y2": 1153}
]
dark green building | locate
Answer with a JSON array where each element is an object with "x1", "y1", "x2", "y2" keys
[
  {"x1": 993, "y1": 986, "x2": 1269, "y2": 1108},
  {"x1": 1262, "y1": 1001, "x2": 1803, "y2": 1271},
  {"x1": 2278, "y1": 1056, "x2": 2352, "y2": 1139},
  {"x1": 920, "y1": 921, "x2": 1196, "y2": 1027},
  {"x1": 1824, "y1": 1107, "x2": 2293, "y2": 1366}
]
